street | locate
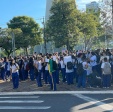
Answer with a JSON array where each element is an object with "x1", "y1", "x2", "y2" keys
[{"x1": 0, "y1": 92, "x2": 113, "y2": 112}]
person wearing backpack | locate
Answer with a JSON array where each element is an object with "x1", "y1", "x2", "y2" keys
[
  {"x1": 77, "y1": 57, "x2": 88, "y2": 88},
  {"x1": 64, "y1": 55, "x2": 74, "y2": 85},
  {"x1": 101, "y1": 57, "x2": 111, "y2": 88}
]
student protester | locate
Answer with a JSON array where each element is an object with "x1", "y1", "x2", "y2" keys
[
  {"x1": 60, "y1": 56, "x2": 66, "y2": 82},
  {"x1": 6, "y1": 58, "x2": 11, "y2": 80},
  {"x1": 44, "y1": 56, "x2": 51, "y2": 84},
  {"x1": 64, "y1": 55, "x2": 74, "y2": 85},
  {"x1": 10, "y1": 59, "x2": 19, "y2": 89},
  {"x1": 48, "y1": 54, "x2": 57, "y2": 91},
  {"x1": 29, "y1": 57, "x2": 35, "y2": 81},
  {"x1": 77, "y1": 57, "x2": 88, "y2": 88},
  {"x1": 90, "y1": 52, "x2": 97, "y2": 73},
  {"x1": 36, "y1": 56, "x2": 43, "y2": 87},
  {"x1": 101, "y1": 57, "x2": 111, "y2": 88}
]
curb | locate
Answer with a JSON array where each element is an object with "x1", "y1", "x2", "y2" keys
[{"x1": 0, "y1": 91, "x2": 113, "y2": 95}]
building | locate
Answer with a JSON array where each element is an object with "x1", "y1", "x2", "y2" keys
[
  {"x1": 86, "y1": 1, "x2": 99, "y2": 13},
  {"x1": 45, "y1": 0, "x2": 54, "y2": 22}
]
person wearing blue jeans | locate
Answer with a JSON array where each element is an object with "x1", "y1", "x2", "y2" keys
[
  {"x1": 101, "y1": 57, "x2": 111, "y2": 88},
  {"x1": 77, "y1": 57, "x2": 88, "y2": 88},
  {"x1": 49, "y1": 54, "x2": 57, "y2": 91},
  {"x1": 60, "y1": 57, "x2": 66, "y2": 82},
  {"x1": 64, "y1": 56, "x2": 74, "y2": 85},
  {"x1": 10, "y1": 59, "x2": 19, "y2": 89}
]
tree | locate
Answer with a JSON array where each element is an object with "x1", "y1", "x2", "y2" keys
[
  {"x1": 0, "y1": 28, "x2": 22, "y2": 57},
  {"x1": 77, "y1": 13, "x2": 99, "y2": 50},
  {"x1": 45, "y1": 0, "x2": 80, "y2": 50},
  {"x1": 7, "y1": 16, "x2": 42, "y2": 55}
]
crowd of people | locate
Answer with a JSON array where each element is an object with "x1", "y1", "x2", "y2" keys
[{"x1": 0, "y1": 49, "x2": 113, "y2": 91}]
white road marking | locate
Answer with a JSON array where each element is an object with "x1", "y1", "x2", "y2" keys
[
  {"x1": 0, "y1": 96, "x2": 40, "y2": 99},
  {"x1": 0, "y1": 106, "x2": 51, "y2": 110},
  {"x1": 0, "y1": 100, "x2": 44, "y2": 103},
  {"x1": 74, "y1": 94, "x2": 113, "y2": 111},
  {"x1": 0, "y1": 91, "x2": 113, "y2": 95}
]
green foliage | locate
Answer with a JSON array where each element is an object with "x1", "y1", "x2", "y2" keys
[
  {"x1": 0, "y1": 28, "x2": 22, "y2": 56},
  {"x1": 45, "y1": 0, "x2": 80, "y2": 50},
  {"x1": 45, "y1": 0, "x2": 100, "y2": 50},
  {"x1": 7, "y1": 16, "x2": 42, "y2": 48}
]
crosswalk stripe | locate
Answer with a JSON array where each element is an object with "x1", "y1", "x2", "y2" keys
[
  {"x1": 0, "y1": 106, "x2": 51, "y2": 110},
  {"x1": 0, "y1": 100, "x2": 44, "y2": 103},
  {"x1": 0, "y1": 96, "x2": 40, "y2": 99},
  {"x1": 74, "y1": 94, "x2": 113, "y2": 111}
]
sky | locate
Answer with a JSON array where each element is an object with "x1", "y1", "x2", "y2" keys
[{"x1": 0, "y1": 0, "x2": 99, "y2": 28}]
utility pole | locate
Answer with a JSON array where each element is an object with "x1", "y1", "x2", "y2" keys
[
  {"x1": 12, "y1": 32, "x2": 15, "y2": 57},
  {"x1": 43, "y1": 17, "x2": 47, "y2": 54}
]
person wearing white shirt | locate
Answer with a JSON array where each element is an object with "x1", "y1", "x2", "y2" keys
[
  {"x1": 90, "y1": 52, "x2": 97, "y2": 72},
  {"x1": 10, "y1": 59, "x2": 19, "y2": 89},
  {"x1": 6, "y1": 59, "x2": 11, "y2": 80},
  {"x1": 77, "y1": 57, "x2": 88, "y2": 88},
  {"x1": 101, "y1": 57, "x2": 111, "y2": 88},
  {"x1": 64, "y1": 55, "x2": 74, "y2": 85},
  {"x1": 36, "y1": 57, "x2": 42, "y2": 87},
  {"x1": 60, "y1": 57, "x2": 66, "y2": 82},
  {"x1": 44, "y1": 58, "x2": 51, "y2": 84}
]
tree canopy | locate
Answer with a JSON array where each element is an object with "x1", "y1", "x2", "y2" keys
[
  {"x1": 45, "y1": 0, "x2": 80, "y2": 50},
  {"x1": 45, "y1": 0, "x2": 100, "y2": 50},
  {"x1": 7, "y1": 16, "x2": 42, "y2": 48}
]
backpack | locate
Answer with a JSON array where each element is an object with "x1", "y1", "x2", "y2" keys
[
  {"x1": 53, "y1": 60, "x2": 58, "y2": 70},
  {"x1": 77, "y1": 63, "x2": 84, "y2": 75},
  {"x1": 103, "y1": 62, "x2": 111, "y2": 75},
  {"x1": 67, "y1": 62, "x2": 73, "y2": 70}
]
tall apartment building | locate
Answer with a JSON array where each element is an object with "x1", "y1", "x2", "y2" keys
[
  {"x1": 45, "y1": 0, "x2": 54, "y2": 22},
  {"x1": 86, "y1": 1, "x2": 99, "y2": 13}
]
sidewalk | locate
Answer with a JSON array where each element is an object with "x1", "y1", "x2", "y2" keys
[{"x1": 0, "y1": 79, "x2": 113, "y2": 92}]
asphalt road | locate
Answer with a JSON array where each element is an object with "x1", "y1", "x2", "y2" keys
[{"x1": 0, "y1": 93, "x2": 113, "y2": 112}]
